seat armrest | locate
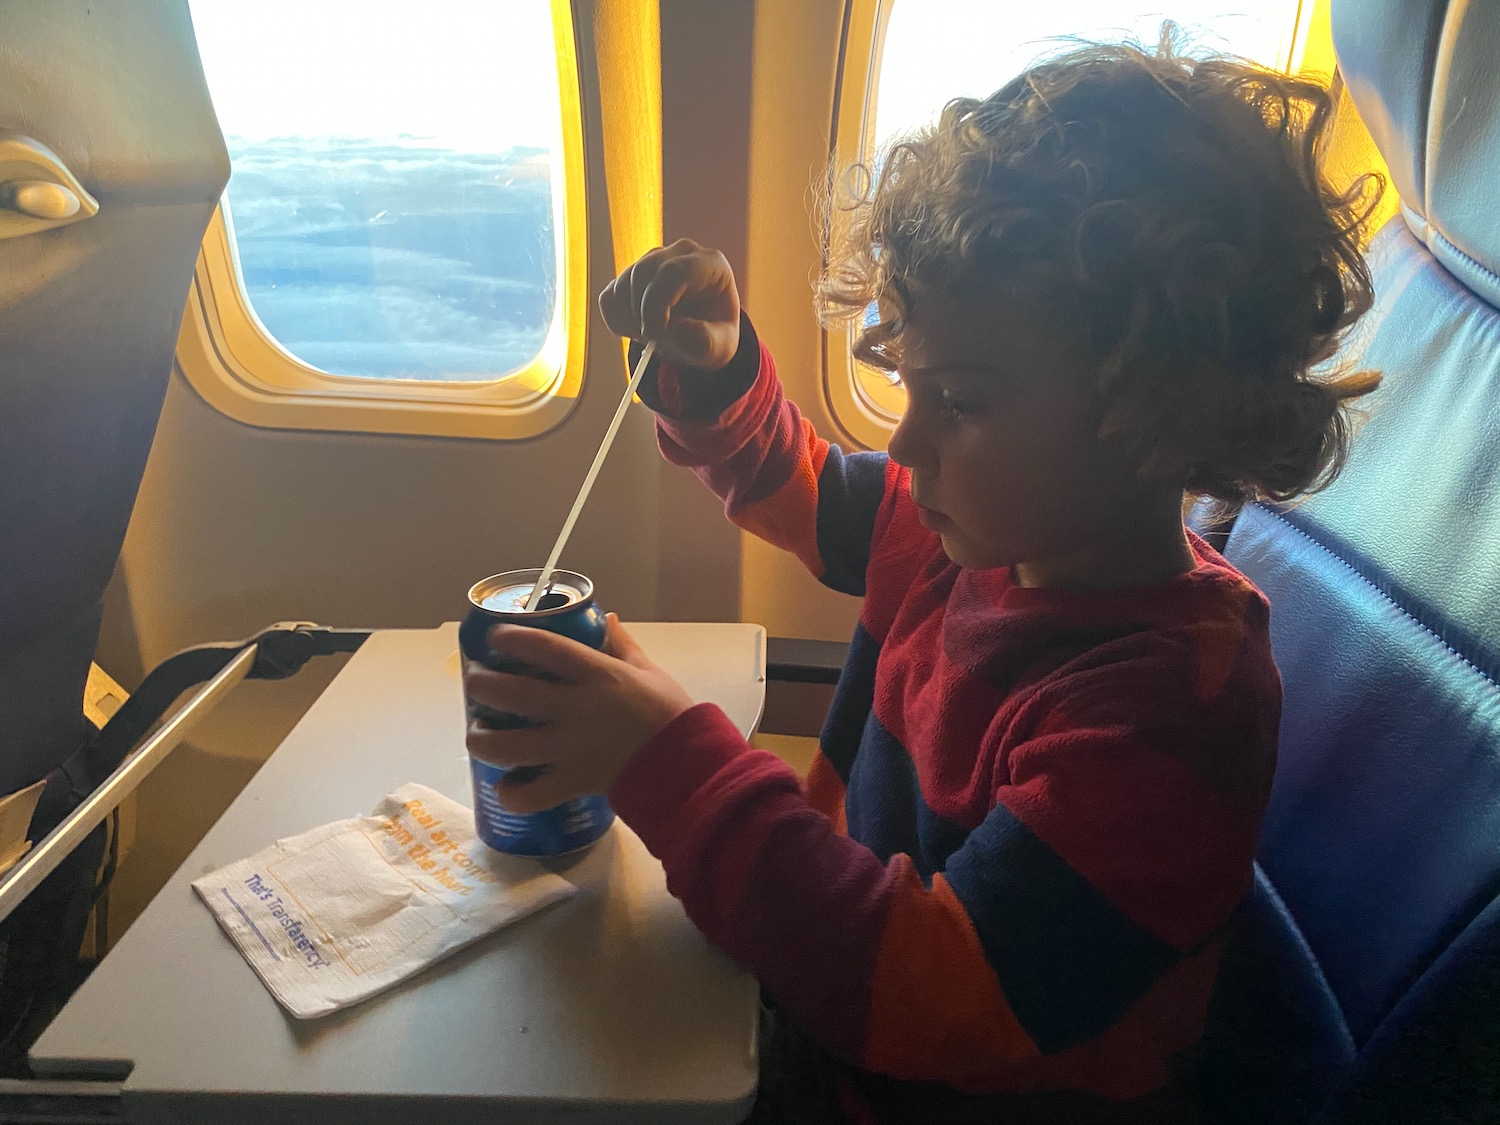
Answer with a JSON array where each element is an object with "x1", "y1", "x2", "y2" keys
[{"x1": 766, "y1": 638, "x2": 847, "y2": 686}]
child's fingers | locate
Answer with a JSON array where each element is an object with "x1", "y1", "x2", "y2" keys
[
  {"x1": 461, "y1": 663, "x2": 565, "y2": 719},
  {"x1": 639, "y1": 257, "x2": 695, "y2": 339},
  {"x1": 598, "y1": 274, "x2": 637, "y2": 339},
  {"x1": 600, "y1": 614, "x2": 651, "y2": 669},
  {"x1": 486, "y1": 623, "x2": 607, "y2": 682},
  {"x1": 627, "y1": 246, "x2": 673, "y2": 335},
  {"x1": 600, "y1": 244, "x2": 669, "y2": 338},
  {"x1": 494, "y1": 767, "x2": 582, "y2": 816},
  {"x1": 465, "y1": 723, "x2": 553, "y2": 770},
  {"x1": 677, "y1": 317, "x2": 736, "y2": 371}
]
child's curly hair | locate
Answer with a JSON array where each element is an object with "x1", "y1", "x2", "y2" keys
[{"x1": 817, "y1": 29, "x2": 1384, "y2": 508}]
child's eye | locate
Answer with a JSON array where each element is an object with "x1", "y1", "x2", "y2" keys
[{"x1": 941, "y1": 390, "x2": 979, "y2": 418}]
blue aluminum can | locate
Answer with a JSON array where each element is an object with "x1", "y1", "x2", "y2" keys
[{"x1": 460, "y1": 568, "x2": 614, "y2": 857}]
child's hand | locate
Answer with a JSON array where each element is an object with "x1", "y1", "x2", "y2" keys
[
  {"x1": 463, "y1": 615, "x2": 695, "y2": 814},
  {"x1": 598, "y1": 239, "x2": 741, "y2": 371}
]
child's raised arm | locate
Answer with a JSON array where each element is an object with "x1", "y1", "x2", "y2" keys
[{"x1": 600, "y1": 241, "x2": 895, "y2": 596}]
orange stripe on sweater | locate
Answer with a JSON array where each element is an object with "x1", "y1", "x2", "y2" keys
[
  {"x1": 728, "y1": 421, "x2": 827, "y2": 578},
  {"x1": 864, "y1": 865, "x2": 1039, "y2": 1086},
  {"x1": 806, "y1": 755, "x2": 847, "y2": 835}
]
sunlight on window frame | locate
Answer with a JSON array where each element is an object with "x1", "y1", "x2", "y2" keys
[
  {"x1": 825, "y1": 0, "x2": 1320, "y2": 451},
  {"x1": 179, "y1": 0, "x2": 588, "y2": 440}
]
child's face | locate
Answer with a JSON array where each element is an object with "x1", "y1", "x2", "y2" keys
[{"x1": 887, "y1": 287, "x2": 1181, "y2": 584}]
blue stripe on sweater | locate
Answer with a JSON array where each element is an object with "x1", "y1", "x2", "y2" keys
[
  {"x1": 843, "y1": 712, "x2": 979, "y2": 880},
  {"x1": 814, "y1": 450, "x2": 888, "y2": 596},
  {"x1": 819, "y1": 623, "x2": 881, "y2": 784},
  {"x1": 946, "y1": 806, "x2": 1182, "y2": 1052}
]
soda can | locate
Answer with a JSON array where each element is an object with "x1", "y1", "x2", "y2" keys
[{"x1": 459, "y1": 568, "x2": 614, "y2": 857}]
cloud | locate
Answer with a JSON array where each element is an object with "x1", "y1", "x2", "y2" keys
[{"x1": 222, "y1": 138, "x2": 557, "y2": 381}]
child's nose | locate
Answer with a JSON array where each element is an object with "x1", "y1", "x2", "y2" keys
[{"x1": 887, "y1": 411, "x2": 931, "y2": 473}]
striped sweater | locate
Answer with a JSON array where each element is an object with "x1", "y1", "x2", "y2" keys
[{"x1": 608, "y1": 316, "x2": 1281, "y2": 1116}]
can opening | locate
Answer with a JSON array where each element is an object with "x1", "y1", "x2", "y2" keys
[{"x1": 471, "y1": 570, "x2": 592, "y2": 615}]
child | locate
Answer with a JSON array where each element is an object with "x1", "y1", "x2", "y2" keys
[{"x1": 464, "y1": 34, "x2": 1381, "y2": 1125}]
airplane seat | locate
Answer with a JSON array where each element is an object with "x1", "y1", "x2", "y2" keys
[
  {"x1": 0, "y1": 1, "x2": 228, "y2": 1062},
  {"x1": 1195, "y1": 1, "x2": 1500, "y2": 1120}
]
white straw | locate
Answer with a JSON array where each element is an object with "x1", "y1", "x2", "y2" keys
[{"x1": 526, "y1": 341, "x2": 657, "y2": 612}]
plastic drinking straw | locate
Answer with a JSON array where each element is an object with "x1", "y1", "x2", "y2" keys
[{"x1": 525, "y1": 341, "x2": 657, "y2": 612}]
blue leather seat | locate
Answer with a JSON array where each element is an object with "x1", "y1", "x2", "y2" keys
[{"x1": 1198, "y1": 2, "x2": 1500, "y2": 1120}]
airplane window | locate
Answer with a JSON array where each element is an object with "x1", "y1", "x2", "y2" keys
[
  {"x1": 188, "y1": 0, "x2": 567, "y2": 384},
  {"x1": 844, "y1": 0, "x2": 1305, "y2": 427},
  {"x1": 874, "y1": 3, "x2": 1299, "y2": 148}
]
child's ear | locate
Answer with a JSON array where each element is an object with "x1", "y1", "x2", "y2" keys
[{"x1": 1134, "y1": 444, "x2": 1188, "y2": 484}]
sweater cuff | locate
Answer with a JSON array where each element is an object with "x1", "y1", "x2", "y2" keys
[
  {"x1": 631, "y1": 312, "x2": 761, "y2": 422},
  {"x1": 608, "y1": 702, "x2": 747, "y2": 846}
]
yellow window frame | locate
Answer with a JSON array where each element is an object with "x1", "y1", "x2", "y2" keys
[
  {"x1": 825, "y1": 0, "x2": 1324, "y2": 451},
  {"x1": 823, "y1": 0, "x2": 901, "y2": 452},
  {"x1": 178, "y1": 0, "x2": 588, "y2": 440}
]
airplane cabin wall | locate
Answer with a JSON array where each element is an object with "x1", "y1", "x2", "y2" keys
[
  {"x1": 742, "y1": 0, "x2": 867, "y2": 646},
  {"x1": 97, "y1": 1, "x2": 772, "y2": 934},
  {"x1": 653, "y1": 0, "x2": 757, "y2": 625}
]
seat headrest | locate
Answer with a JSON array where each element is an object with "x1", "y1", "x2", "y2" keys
[{"x1": 1333, "y1": 0, "x2": 1500, "y2": 308}]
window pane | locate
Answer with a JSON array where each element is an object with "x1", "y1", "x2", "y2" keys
[
  {"x1": 875, "y1": 2, "x2": 1299, "y2": 148},
  {"x1": 189, "y1": 0, "x2": 565, "y2": 382},
  {"x1": 857, "y1": 1, "x2": 1301, "y2": 416}
]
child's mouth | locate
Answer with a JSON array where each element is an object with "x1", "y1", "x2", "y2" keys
[{"x1": 916, "y1": 504, "x2": 951, "y2": 532}]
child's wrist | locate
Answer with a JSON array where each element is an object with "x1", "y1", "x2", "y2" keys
[{"x1": 640, "y1": 313, "x2": 760, "y2": 421}]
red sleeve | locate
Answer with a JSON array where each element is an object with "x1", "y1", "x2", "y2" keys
[
  {"x1": 636, "y1": 315, "x2": 895, "y2": 597},
  {"x1": 609, "y1": 665, "x2": 1269, "y2": 1096}
]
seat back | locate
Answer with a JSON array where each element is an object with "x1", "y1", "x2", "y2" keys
[
  {"x1": 1200, "y1": 2, "x2": 1500, "y2": 1119},
  {"x1": 0, "y1": 1, "x2": 227, "y2": 798}
]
